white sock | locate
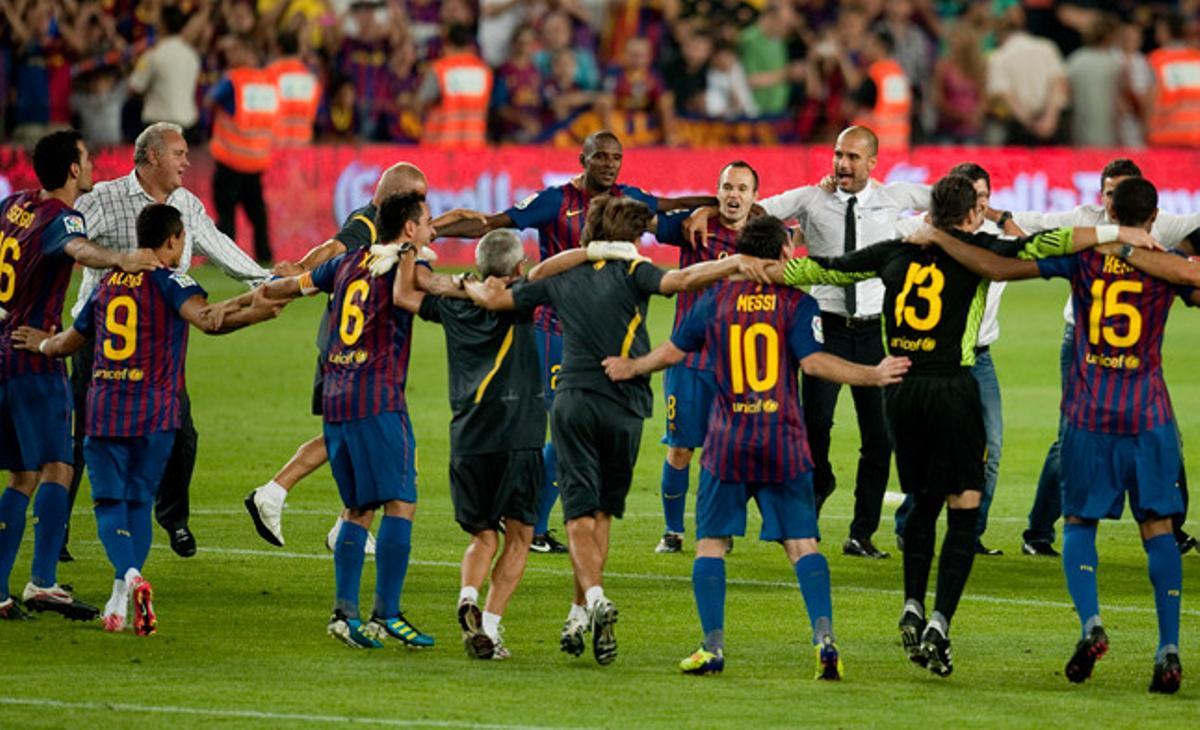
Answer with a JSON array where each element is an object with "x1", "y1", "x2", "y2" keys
[
  {"x1": 107, "y1": 579, "x2": 128, "y2": 616},
  {"x1": 482, "y1": 611, "x2": 501, "y2": 640},
  {"x1": 123, "y1": 567, "x2": 142, "y2": 585},
  {"x1": 263, "y1": 480, "x2": 288, "y2": 504},
  {"x1": 584, "y1": 585, "x2": 606, "y2": 611},
  {"x1": 459, "y1": 586, "x2": 479, "y2": 604},
  {"x1": 568, "y1": 603, "x2": 587, "y2": 622}
]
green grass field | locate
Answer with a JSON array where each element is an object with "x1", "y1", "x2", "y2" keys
[{"x1": 4, "y1": 265, "x2": 1198, "y2": 728}]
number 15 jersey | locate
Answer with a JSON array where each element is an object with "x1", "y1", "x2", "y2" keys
[{"x1": 671, "y1": 280, "x2": 823, "y2": 483}]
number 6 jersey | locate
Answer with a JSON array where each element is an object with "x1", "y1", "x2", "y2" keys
[{"x1": 74, "y1": 268, "x2": 206, "y2": 437}]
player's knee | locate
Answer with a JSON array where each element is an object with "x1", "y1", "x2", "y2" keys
[
  {"x1": 9, "y1": 471, "x2": 38, "y2": 495},
  {"x1": 1138, "y1": 516, "x2": 1174, "y2": 540},
  {"x1": 695, "y1": 538, "x2": 727, "y2": 558},
  {"x1": 383, "y1": 499, "x2": 416, "y2": 520},
  {"x1": 784, "y1": 538, "x2": 819, "y2": 563},
  {"x1": 472, "y1": 529, "x2": 500, "y2": 551},
  {"x1": 946, "y1": 490, "x2": 982, "y2": 510},
  {"x1": 344, "y1": 507, "x2": 375, "y2": 527},
  {"x1": 300, "y1": 435, "x2": 327, "y2": 465},
  {"x1": 41, "y1": 462, "x2": 73, "y2": 486},
  {"x1": 665, "y1": 447, "x2": 694, "y2": 469},
  {"x1": 503, "y1": 520, "x2": 534, "y2": 548},
  {"x1": 1063, "y1": 515, "x2": 1096, "y2": 526}
]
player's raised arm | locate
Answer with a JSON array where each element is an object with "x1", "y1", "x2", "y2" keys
[{"x1": 799, "y1": 352, "x2": 910, "y2": 387}]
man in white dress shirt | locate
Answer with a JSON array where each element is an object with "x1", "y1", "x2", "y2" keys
[
  {"x1": 61, "y1": 122, "x2": 269, "y2": 559},
  {"x1": 758, "y1": 125, "x2": 930, "y2": 558}
]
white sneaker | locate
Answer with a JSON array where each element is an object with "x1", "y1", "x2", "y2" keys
[
  {"x1": 325, "y1": 518, "x2": 377, "y2": 555},
  {"x1": 245, "y1": 486, "x2": 285, "y2": 546}
]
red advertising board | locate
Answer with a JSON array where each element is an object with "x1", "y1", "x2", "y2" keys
[{"x1": 3, "y1": 145, "x2": 1200, "y2": 266}]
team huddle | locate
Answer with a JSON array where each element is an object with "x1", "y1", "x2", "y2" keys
[{"x1": 0, "y1": 126, "x2": 1195, "y2": 694}]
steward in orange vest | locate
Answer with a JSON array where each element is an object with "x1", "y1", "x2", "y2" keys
[
  {"x1": 267, "y1": 32, "x2": 321, "y2": 146},
  {"x1": 850, "y1": 32, "x2": 911, "y2": 151},
  {"x1": 1148, "y1": 17, "x2": 1200, "y2": 147},
  {"x1": 421, "y1": 24, "x2": 493, "y2": 149}
]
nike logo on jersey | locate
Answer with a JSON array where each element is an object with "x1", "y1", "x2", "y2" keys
[{"x1": 565, "y1": 209, "x2": 584, "y2": 218}]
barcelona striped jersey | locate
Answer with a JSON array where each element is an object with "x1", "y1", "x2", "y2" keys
[
  {"x1": 671, "y1": 280, "x2": 822, "y2": 483},
  {"x1": 0, "y1": 190, "x2": 88, "y2": 378},
  {"x1": 309, "y1": 249, "x2": 414, "y2": 422},
  {"x1": 1038, "y1": 249, "x2": 1196, "y2": 434},
  {"x1": 74, "y1": 268, "x2": 205, "y2": 437},
  {"x1": 505, "y1": 180, "x2": 658, "y2": 333}
]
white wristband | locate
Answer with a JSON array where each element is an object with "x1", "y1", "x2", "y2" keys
[
  {"x1": 1096, "y1": 225, "x2": 1119, "y2": 244},
  {"x1": 39, "y1": 339, "x2": 49, "y2": 354}
]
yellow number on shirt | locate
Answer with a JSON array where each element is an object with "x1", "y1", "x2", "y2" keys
[
  {"x1": 339, "y1": 280, "x2": 370, "y2": 345},
  {"x1": 103, "y1": 295, "x2": 138, "y2": 360},
  {"x1": 0, "y1": 235, "x2": 21, "y2": 303},
  {"x1": 894, "y1": 262, "x2": 945, "y2": 331},
  {"x1": 728, "y1": 323, "x2": 780, "y2": 394},
  {"x1": 1088, "y1": 279, "x2": 1143, "y2": 348}
]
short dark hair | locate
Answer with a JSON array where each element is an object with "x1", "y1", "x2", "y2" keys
[
  {"x1": 580, "y1": 195, "x2": 653, "y2": 244},
  {"x1": 377, "y1": 192, "x2": 427, "y2": 243},
  {"x1": 720, "y1": 160, "x2": 759, "y2": 191},
  {"x1": 277, "y1": 30, "x2": 300, "y2": 56},
  {"x1": 873, "y1": 30, "x2": 895, "y2": 55},
  {"x1": 137, "y1": 203, "x2": 184, "y2": 249},
  {"x1": 1101, "y1": 158, "x2": 1142, "y2": 188},
  {"x1": 736, "y1": 216, "x2": 788, "y2": 259},
  {"x1": 930, "y1": 174, "x2": 978, "y2": 230},
  {"x1": 1162, "y1": 12, "x2": 1188, "y2": 42},
  {"x1": 1111, "y1": 177, "x2": 1157, "y2": 227},
  {"x1": 162, "y1": 5, "x2": 187, "y2": 35},
  {"x1": 948, "y1": 162, "x2": 990, "y2": 192},
  {"x1": 32, "y1": 130, "x2": 83, "y2": 191},
  {"x1": 447, "y1": 23, "x2": 474, "y2": 49}
]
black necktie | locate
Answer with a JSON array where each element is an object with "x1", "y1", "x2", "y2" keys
[{"x1": 844, "y1": 195, "x2": 858, "y2": 317}]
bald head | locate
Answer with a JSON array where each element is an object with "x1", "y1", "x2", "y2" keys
[
  {"x1": 837, "y1": 126, "x2": 879, "y2": 156},
  {"x1": 373, "y1": 162, "x2": 428, "y2": 205}
]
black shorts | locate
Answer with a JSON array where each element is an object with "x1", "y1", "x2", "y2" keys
[
  {"x1": 449, "y1": 449, "x2": 542, "y2": 534},
  {"x1": 550, "y1": 388, "x2": 643, "y2": 521},
  {"x1": 884, "y1": 370, "x2": 985, "y2": 496},
  {"x1": 311, "y1": 355, "x2": 323, "y2": 416}
]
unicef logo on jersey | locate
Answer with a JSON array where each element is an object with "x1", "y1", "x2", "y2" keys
[{"x1": 334, "y1": 161, "x2": 381, "y2": 226}]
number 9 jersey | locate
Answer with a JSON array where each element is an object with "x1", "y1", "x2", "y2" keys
[{"x1": 670, "y1": 280, "x2": 822, "y2": 484}]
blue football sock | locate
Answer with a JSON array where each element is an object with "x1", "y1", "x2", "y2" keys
[
  {"x1": 1062, "y1": 522, "x2": 1100, "y2": 636},
  {"x1": 692, "y1": 556, "x2": 726, "y2": 651},
  {"x1": 129, "y1": 500, "x2": 153, "y2": 570},
  {"x1": 661, "y1": 461, "x2": 689, "y2": 535},
  {"x1": 372, "y1": 515, "x2": 412, "y2": 619},
  {"x1": 535, "y1": 441, "x2": 559, "y2": 535},
  {"x1": 795, "y1": 553, "x2": 834, "y2": 644},
  {"x1": 94, "y1": 500, "x2": 134, "y2": 579},
  {"x1": 334, "y1": 520, "x2": 368, "y2": 619},
  {"x1": 1144, "y1": 532, "x2": 1182, "y2": 652},
  {"x1": 0, "y1": 488, "x2": 30, "y2": 601},
  {"x1": 31, "y1": 483, "x2": 69, "y2": 588}
]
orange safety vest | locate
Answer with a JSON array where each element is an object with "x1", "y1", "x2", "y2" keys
[
  {"x1": 853, "y1": 58, "x2": 911, "y2": 150},
  {"x1": 422, "y1": 52, "x2": 492, "y2": 149},
  {"x1": 1147, "y1": 47, "x2": 1200, "y2": 147},
  {"x1": 267, "y1": 57, "x2": 321, "y2": 146},
  {"x1": 210, "y1": 67, "x2": 279, "y2": 173}
]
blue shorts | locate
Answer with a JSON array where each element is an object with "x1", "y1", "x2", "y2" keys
[
  {"x1": 0, "y1": 372, "x2": 72, "y2": 471},
  {"x1": 1061, "y1": 422, "x2": 1184, "y2": 522},
  {"x1": 84, "y1": 431, "x2": 176, "y2": 503},
  {"x1": 534, "y1": 326, "x2": 563, "y2": 410},
  {"x1": 324, "y1": 411, "x2": 417, "y2": 510},
  {"x1": 695, "y1": 467, "x2": 820, "y2": 542},
  {"x1": 661, "y1": 365, "x2": 716, "y2": 449}
]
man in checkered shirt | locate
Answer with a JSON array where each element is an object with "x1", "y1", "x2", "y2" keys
[{"x1": 63, "y1": 122, "x2": 270, "y2": 559}]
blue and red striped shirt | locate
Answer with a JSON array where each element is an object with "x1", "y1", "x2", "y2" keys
[
  {"x1": 672, "y1": 280, "x2": 823, "y2": 482},
  {"x1": 74, "y1": 268, "x2": 204, "y2": 437},
  {"x1": 1038, "y1": 250, "x2": 1195, "y2": 434},
  {"x1": 506, "y1": 180, "x2": 658, "y2": 332},
  {"x1": 310, "y1": 249, "x2": 413, "y2": 422},
  {"x1": 0, "y1": 190, "x2": 87, "y2": 378},
  {"x1": 656, "y1": 210, "x2": 741, "y2": 371}
]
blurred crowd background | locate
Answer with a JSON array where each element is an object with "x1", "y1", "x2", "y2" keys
[{"x1": 2, "y1": 0, "x2": 1200, "y2": 150}]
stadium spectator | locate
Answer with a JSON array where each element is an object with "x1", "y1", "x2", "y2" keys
[
  {"x1": 420, "y1": 23, "x2": 493, "y2": 148},
  {"x1": 797, "y1": 31, "x2": 855, "y2": 143},
  {"x1": 317, "y1": 76, "x2": 362, "y2": 141},
  {"x1": 738, "y1": 2, "x2": 794, "y2": 116},
  {"x1": 663, "y1": 24, "x2": 713, "y2": 116},
  {"x1": 602, "y1": 37, "x2": 676, "y2": 144},
  {"x1": 534, "y1": 10, "x2": 600, "y2": 91},
  {"x1": 128, "y1": 5, "x2": 202, "y2": 138},
  {"x1": 1147, "y1": 13, "x2": 1200, "y2": 148},
  {"x1": 705, "y1": 41, "x2": 757, "y2": 119},
  {"x1": 986, "y1": 6, "x2": 1068, "y2": 145},
  {"x1": 406, "y1": 0, "x2": 444, "y2": 59},
  {"x1": 71, "y1": 68, "x2": 127, "y2": 148},
  {"x1": 1066, "y1": 15, "x2": 1122, "y2": 148},
  {"x1": 932, "y1": 23, "x2": 986, "y2": 144},
  {"x1": 1, "y1": 0, "x2": 80, "y2": 146},
  {"x1": 267, "y1": 30, "x2": 322, "y2": 146},
  {"x1": 874, "y1": 0, "x2": 934, "y2": 141},
  {"x1": 846, "y1": 32, "x2": 912, "y2": 151},
  {"x1": 332, "y1": 0, "x2": 397, "y2": 140},
  {"x1": 492, "y1": 26, "x2": 544, "y2": 143},
  {"x1": 541, "y1": 49, "x2": 599, "y2": 124},
  {"x1": 378, "y1": 37, "x2": 423, "y2": 143},
  {"x1": 1115, "y1": 22, "x2": 1153, "y2": 148},
  {"x1": 479, "y1": 0, "x2": 531, "y2": 68}
]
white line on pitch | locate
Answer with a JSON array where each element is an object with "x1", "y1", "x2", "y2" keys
[
  {"x1": 0, "y1": 697, "x2": 578, "y2": 730},
  {"x1": 106, "y1": 542, "x2": 1200, "y2": 619}
]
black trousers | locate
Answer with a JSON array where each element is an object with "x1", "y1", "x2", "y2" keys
[
  {"x1": 802, "y1": 312, "x2": 892, "y2": 541},
  {"x1": 66, "y1": 336, "x2": 198, "y2": 537},
  {"x1": 213, "y1": 161, "x2": 271, "y2": 262}
]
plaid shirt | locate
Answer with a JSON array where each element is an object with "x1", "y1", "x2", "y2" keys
[{"x1": 71, "y1": 170, "x2": 268, "y2": 317}]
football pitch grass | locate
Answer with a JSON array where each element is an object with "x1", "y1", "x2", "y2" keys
[{"x1": 3, "y1": 266, "x2": 1198, "y2": 728}]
